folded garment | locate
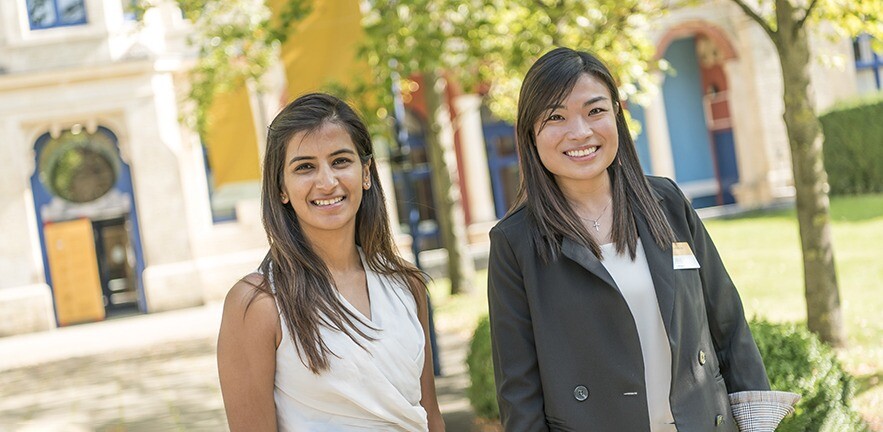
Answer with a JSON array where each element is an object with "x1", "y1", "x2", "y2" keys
[{"x1": 728, "y1": 390, "x2": 801, "y2": 432}]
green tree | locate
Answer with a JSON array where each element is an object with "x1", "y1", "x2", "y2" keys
[
  {"x1": 728, "y1": 0, "x2": 882, "y2": 347},
  {"x1": 359, "y1": 0, "x2": 479, "y2": 295}
]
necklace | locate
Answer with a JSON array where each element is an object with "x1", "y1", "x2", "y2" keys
[{"x1": 577, "y1": 199, "x2": 612, "y2": 232}]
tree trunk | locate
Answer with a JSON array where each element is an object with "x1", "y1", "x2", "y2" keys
[
  {"x1": 422, "y1": 70, "x2": 475, "y2": 294},
  {"x1": 773, "y1": 0, "x2": 845, "y2": 347}
]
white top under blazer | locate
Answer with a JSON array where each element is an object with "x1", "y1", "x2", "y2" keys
[
  {"x1": 600, "y1": 239, "x2": 677, "y2": 432},
  {"x1": 268, "y1": 251, "x2": 428, "y2": 431}
]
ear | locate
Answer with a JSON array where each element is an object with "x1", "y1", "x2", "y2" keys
[{"x1": 362, "y1": 159, "x2": 372, "y2": 190}]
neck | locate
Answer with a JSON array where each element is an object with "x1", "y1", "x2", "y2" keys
[
  {"x1": 560, "y1": 174, "x2": 613, "y2": 215},
  {"x1": 304, "y1": 228, "x2": 362, "y2": 273}
]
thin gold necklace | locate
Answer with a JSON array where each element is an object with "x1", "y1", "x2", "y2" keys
[{"x1": 577, "y1": 199, "x2": 612, "y2": 232}]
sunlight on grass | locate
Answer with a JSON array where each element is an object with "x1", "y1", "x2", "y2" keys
[
  {"x1": 428, "y1": 271, "x2": 489, "y2": 336},
  {"x1": 430, "y1": 194, "x2": 883, "y2": 429}
]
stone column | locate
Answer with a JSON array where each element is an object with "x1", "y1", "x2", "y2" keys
[
  {"x1": 0, "y1": 120, "x2": 55, "y2": 335},
  {"x1": 645, "y1": 77, "x2": 676, "y2": 179},
  {"x1": 126, "y1": 72, "x2": 202, "y2": 312},
  {"x1": 453, "y1": 94, "x2": 496, "y2": 226}
]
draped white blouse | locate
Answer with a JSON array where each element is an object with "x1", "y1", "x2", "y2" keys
[{"x1": 269, "y1": 252, "x2": 428, "y2": 431}]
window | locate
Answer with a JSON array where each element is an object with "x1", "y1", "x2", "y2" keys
[
  {"x1": 122, "y1": 0, "x2": 137, "y2": 21},
  {"x1": 27, "y1": 0, "x2": 87, "y2": 30},
  {"x1": 854, "y1": 34, "x2": 883, "y2": 94},
  {"x1": 38, "y1": 127, "x2": 119, "y2": 204},
  {"x1": 201, "y1": 141, "x2": 238, "y2": 223}
]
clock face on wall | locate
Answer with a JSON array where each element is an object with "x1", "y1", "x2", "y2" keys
[{"x1": 39, "y1": 130, "x2": 119, "y2": 204}]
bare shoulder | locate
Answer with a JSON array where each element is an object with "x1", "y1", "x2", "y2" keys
[{"x1": 221, "y1": 273, "x2": 279, "y2": 340}]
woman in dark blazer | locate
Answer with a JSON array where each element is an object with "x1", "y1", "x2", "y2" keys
[{"x1": 487, "y1": 47, "x2": 770, "y2": 431}]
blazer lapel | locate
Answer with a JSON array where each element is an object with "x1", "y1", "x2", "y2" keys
[
  {"x1": 634, "y1": 209, "x2": 676, "y2": 333},
  {"x1": 561, "y1": 237, "x2": 618, "y2": 290}
]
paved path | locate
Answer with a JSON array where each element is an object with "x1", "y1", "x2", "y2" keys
[{"x1": 0, "y1": 303, "x2": 476, "y2": 431}]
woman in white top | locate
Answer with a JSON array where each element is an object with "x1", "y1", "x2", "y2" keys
[{"x1": 218, "y1": 93, "x2": 445, "y2": 431}]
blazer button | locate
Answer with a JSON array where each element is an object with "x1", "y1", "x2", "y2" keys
[
  {"x1": 573, "y1": 385, "x2": 589, "y2": 402},
  {"x1": 698, "y1": 350, "x2": 707, "y2": 365},
  {"x1": 715, "y1": 414, "x2": 724, "y2": 426}
]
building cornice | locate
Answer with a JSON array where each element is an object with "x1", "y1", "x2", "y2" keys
[{"x1": 0, "y1": 56, "x2": 195, "y2": 92}]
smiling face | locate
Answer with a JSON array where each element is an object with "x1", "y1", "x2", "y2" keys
[
  {"x1": 281, "y1": 121, "x2": 371, "y2": 239},
  {"x1": 533, "y1": 73, "x2": 619, "y2": 197}
]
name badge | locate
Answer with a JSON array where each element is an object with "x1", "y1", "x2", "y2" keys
[{"x1": 672, "y1": 242, "x2": 701, "y2": 270}]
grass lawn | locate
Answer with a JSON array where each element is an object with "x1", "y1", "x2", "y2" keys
[{"x1": 429, "y1": 193, "x2": 883, "y2": 430}]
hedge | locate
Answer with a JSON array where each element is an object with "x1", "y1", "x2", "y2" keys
[
  {"x1": 819, "y1": 95, "x2": 883, "y2": 195},
  {"x1": 466, "y1": 315, "x2": 500, "y2": 420},
  {"x1": 749, "y1": 319, "x2": 868, "y2": 431}
]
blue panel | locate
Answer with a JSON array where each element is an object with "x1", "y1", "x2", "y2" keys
[
  {"x1": 627, "y1": 103, "x2": 653, "y2": 175},
  {"x1": 713, "y1": 130, "x2": 738, "y2": 205},
  {"x1": 662, "y1": 38, "x2": 715, "y2": 183},
  {"x1": 691, "y1": 195, "x2": 719, "y2": 209},
  {"x1": 30, "y1": 134, "x2": 57, "y2": 300},
  {"x1": 482, "y1": 121, "x2": 519, "y2": 219}
]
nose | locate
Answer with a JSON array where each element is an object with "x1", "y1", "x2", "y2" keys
[
  {"x1": 566, "y1": 116, "x2": 593, "y2": 141},
  {"x1": 314, "y1": 164, "x2": 339, "y2": 191}
]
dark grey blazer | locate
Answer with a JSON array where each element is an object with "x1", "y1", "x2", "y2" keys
[{"x1": 487, "y1": 176, "x2": 770, "y2": 432}]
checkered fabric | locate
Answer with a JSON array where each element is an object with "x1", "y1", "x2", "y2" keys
[{"x1": 728, "y1": 390, "x2": 801, "y2": 432}]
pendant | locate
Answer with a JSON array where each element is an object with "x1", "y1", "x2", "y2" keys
[{"x1": 592, "y1": 220, "x2": 601, "y2": 232}]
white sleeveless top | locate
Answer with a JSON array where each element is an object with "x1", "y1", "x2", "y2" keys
[{"x1": 268, "y1": 252, "x2": 428, "y2": 431}]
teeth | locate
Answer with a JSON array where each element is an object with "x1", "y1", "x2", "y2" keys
[
  {"x1": 566, "y1": 147, "x2": 598, "y2": 157},
  {"x1": 313, "y1": 197, "x2": 344, "y2": 206}
]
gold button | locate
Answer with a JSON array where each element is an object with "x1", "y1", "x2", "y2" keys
[{"x1": 699, "y1": 350, "x2": 707, "y2": 365}]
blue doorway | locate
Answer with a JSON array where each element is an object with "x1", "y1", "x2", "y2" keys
[{"x1": 662, "y1": 36, "x2": 740, "y2": 207}]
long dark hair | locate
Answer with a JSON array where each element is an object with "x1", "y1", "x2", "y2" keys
[
  {"x1": 255, "y1": 93, "x2": 426, "y2": 373},
  {"x1": 514, "y1": 47, "x2": 674, "y2": 262}
]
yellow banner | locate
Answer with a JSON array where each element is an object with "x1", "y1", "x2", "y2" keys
[
  {"x1": 203, "y1": 85, "x2": 262, "y2": 190},
  {"x1": 274, "y1": 0, "x2": 367, "y2": 100}
]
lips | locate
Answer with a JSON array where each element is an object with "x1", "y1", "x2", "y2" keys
[
  {"x1": 564, "y1": 146, "x2": 598, "y2": 157},
  {"x1": 311, "y1": 196, "x2": 345, "y2": 206}
]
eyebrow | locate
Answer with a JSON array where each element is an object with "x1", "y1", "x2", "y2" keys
[
  {"x1": 288, "y1": 148, "x2": 357, "y2": 166},
  {"x1": 546, "y1": 96, "x2": 609, "y2": 110}
]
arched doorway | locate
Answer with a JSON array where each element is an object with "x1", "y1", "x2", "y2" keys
[
  {"x1": 30, "y1": 126, "x2": 146, "y2": 325},
  {"x1": 659, "y1": 22, "x2": 739, "y2": 207}
]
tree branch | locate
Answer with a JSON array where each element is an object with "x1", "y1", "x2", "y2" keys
[
  {"x1": 730, "y1": 0, "x2": 776, "y2": 38},
  {"x1": 797, "y1": 0, "x2": 820, "y2": 29}
]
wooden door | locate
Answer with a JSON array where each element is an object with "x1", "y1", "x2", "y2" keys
[{"x1": 45, "y1": 218, "x2": 105, "y2": 325}]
